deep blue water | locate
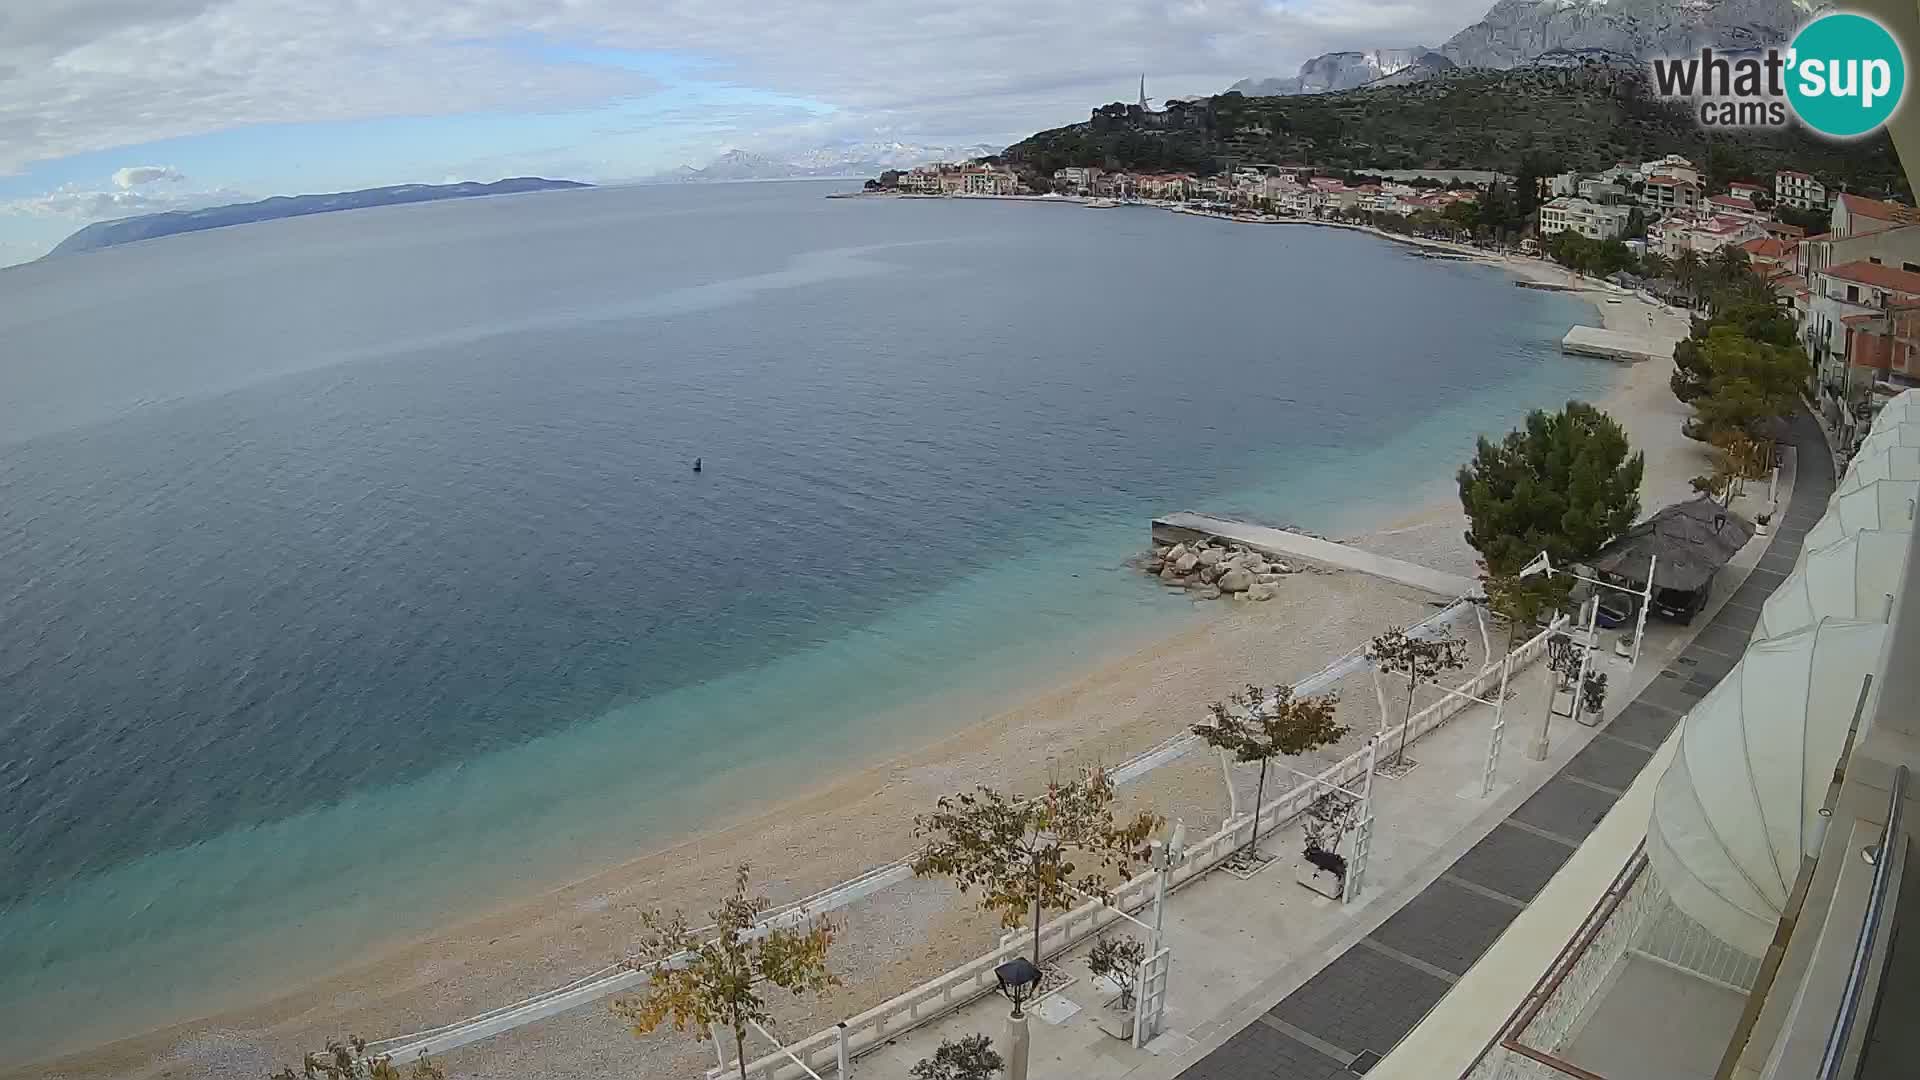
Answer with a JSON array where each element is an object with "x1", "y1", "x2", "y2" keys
[{"x1": 0, "y1": 181, "x2": 1603, "y2": 1060}]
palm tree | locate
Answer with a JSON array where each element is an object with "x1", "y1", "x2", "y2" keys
[
  {"x1": 1675, "y1": 250, "x2": 1702, "y2": 306},
  {"x1": 1712, "y1": 244, "x2": 1751, "y2": 284}
]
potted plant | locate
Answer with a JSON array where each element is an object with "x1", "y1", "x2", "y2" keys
[
  {"x1": 1756, "y1": 511, "x2": 1773, "y2": 536},
  {"x1": 913, "y1": 1034, "x2": 1004, "y2": 1080},
  {"x1": 1086, "y1": 935, "x2": 1147, "y2": 1039},
  {"x1": 1582, "y1": 670, "x2": 1609, "y2": 719},
  {"x1": 1296, "y1": 791, "x2": 1360, "y2": 899}
]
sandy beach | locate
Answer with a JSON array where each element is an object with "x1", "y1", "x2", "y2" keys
[{"x1": 17, "y1": 233, "x2": 1710, "y2": 1080}]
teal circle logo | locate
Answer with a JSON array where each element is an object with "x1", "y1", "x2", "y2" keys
[{"x1": 1787, "y1": 13, "x2": 1906, "y2": 138}]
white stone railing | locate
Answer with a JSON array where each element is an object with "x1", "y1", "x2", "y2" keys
[{"x1": 721, "y1": 619, "x2": 1564, "y2": 1080}]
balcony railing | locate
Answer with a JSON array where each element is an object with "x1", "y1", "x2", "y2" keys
[{"x1": 1818, "y1": 764, "x2": 1909, "y2": 1080}]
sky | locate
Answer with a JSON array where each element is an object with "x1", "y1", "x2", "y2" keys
[{"x1": 0, "y1": 0, "x2": 1497, "y2": 266}]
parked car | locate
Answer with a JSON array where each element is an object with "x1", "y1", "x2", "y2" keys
[{"x1": 1594, "y1": 599, "x2": 1631, "y2": 629}]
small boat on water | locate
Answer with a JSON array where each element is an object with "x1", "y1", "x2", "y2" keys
[{"x1": 1084, "y1": 198, "x2": 1118, "y2": 208}]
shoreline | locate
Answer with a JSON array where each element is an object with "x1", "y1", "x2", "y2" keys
[
  {"x1": 14, "y1": 221, "x2": 1701, "y2": 1080},
  {"x1": 18, "y1": 575, "x2": 1451, "y2": 1080}
]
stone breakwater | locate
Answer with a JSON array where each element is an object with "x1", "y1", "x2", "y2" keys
[{"x1": 1141, "y1": 537, "x2": 1304, "y2": 601}]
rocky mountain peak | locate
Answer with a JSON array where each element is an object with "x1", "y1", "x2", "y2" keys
[{"x1": 1228, "y1": 0, "x2": 1814, "y2": 95}]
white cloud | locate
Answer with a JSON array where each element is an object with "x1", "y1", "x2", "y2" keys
[
  {"x1": 112, "y1": 165, "x2": 185, "y2": 188},
  {"x1": 2, "y1": 175, "x2": 248, "y2": 221},
  {"x1": 1, "y1": 0, "x2": 1495, "y2": 174}
]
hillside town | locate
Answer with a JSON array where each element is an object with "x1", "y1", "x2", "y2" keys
[{"x1": 865, "y1": 151, "x2": 1920, "y2": 444}]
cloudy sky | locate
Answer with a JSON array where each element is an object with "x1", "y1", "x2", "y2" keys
[{"x1": 0, "y1": 0, "x2": 1493, "y2": 265}]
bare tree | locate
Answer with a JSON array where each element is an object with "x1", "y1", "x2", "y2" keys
[
  {"x1": 913, "y1": 769, "x2": 1161, "y2": 967},
  {"x1": 1086, "y1": 934, "x2": 1149, "y2": 1008},
  {"x1": 1367, "y1": 627, "x2": 1469, "y2": 767},
  {"x1": 1191, "y1": 684, "x2": 1347, "y2": 858}
]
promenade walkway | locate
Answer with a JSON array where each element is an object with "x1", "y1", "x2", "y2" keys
[
  {"x1": 820, "y1": 417, "x2": 1818, "y2": 1080},
  {"x1": 1171, "y1": 408, "x2": 1831, "y2": 1080}
]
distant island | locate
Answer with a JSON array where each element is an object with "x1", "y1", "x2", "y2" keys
[{"x1": 44, "y1": 177, "x2": 591, "y2": 259}]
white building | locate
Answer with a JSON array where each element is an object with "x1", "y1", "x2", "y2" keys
[
  {"x1": 1539, "y1": 196, "x2": 1631, "y2": 240},
  {"x1": 1578, "y1": 178, "x2": 1628, "y2": 205},
  {"x1": 1639, "y1": 154, "x2": 1701, "y2": 186},
  {"x1": 1640, "y1": 174, "x2": 1702, "y2": 215},
  {"x1": 1703, "y1": 192, "x2": 1766, "y2": 220},
  {"x1": 959, "y1": 168, "x2": 1019, "y2": 195},
  {"x1": 1775, "y1": 169, "x2": 1829, "y2": 210},
  {"x1": 1652, "y1": 212, "x2": 1769, "y2": 258},
  {"x1": 1050, "y1": 166, "x2": 1101, "y2": 192}
]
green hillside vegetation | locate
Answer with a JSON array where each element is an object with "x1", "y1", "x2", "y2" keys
[{"x1": 1004, "y1": 66, "x2": 1908, "y2": 198}]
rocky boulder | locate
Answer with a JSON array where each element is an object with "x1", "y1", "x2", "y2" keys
[{"x1": 1218, "y1": 567, "x2": 1255, "y2": 593}]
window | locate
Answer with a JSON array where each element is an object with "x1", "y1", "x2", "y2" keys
[
  {"x1": 1849, "y1": 285, "x2": 1861, "y2": 302},
  {"x1": 1872, "y1": 257, "x2": 1884, "y2": 265}
]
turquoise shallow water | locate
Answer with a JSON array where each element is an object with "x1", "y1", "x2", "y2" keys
[{"x1": 0, "y1": 182, "x2": 1605, "y2": 1061}]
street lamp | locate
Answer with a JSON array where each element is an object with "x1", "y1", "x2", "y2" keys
[
  {"x1": 995, "y1": 957, "x2": 1043, "y2": 1080},
  {"x1": 1519, "y1": 551, "x2": 1655, "y2": 760}
]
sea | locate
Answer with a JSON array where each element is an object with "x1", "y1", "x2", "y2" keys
[{"x1": 0, "y1": 180, "x2": 1606, "y2": 1063}]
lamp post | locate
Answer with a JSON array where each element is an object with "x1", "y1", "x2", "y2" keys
[{"x1": 994, "y1": 958, "x2": 1043, "y2": 1080}]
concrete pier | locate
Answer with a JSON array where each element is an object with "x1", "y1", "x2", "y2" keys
[
  {"x1": 1562, "y1": 325, "x2": 1669, "y2": 363},
  {"x1": 1152, "y1": 511, "x2": 1478, "y2": 598}
]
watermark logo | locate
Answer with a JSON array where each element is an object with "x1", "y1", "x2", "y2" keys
[
  {"x1": 1787, "y1": 13, "x2": 1904, "y2": 137},
  {"x1": 1649, "y1": 11, "x2": 1906, "y2": 138}
]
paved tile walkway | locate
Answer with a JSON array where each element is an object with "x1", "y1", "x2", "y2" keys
[{"x1": 1174, "y1": 409, "x2": 1835, "y2": 1079}]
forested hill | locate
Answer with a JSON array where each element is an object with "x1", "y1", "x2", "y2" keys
[
  {"x1": 46, "y1": 177, "x2": 590, "y2": 258},
  {"x1": 1003, "y1": 66, "x2": 1909, "y2": 198}
]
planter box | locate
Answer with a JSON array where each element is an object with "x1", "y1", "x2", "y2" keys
[
  {"x1": 1098, "y1": 997, "x2": 1137, "y2": 1041},
  {"x1": 1295, "y1": 862, "x2": 1344, "y2": 900}
]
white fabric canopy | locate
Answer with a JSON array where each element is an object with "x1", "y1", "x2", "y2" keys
[
  {"x1": 1868, "y1": 389, "x2": 1920, "y2": 430},
  {"x1": 1757, "y1": 530, "x2": 1909, "y2": 642},
  {"x1": 1852, "y1": 420, "x2": 1920, "y2": 462},
  {"x1": 1840, "y1": 444, "x2": 1920, "y2": 494},
  {"x1": 1648, "y1": 619, "x2": 1889, "y2": 956},
  {"x1": 1803, "y1": 479, "x2": 1919, "y2": 550}
]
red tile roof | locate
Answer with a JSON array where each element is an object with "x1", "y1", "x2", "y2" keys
[
  {"x1": 1838, "y1": 193, "x2": 1920, "y2": 224},
  {"x1": 1741, "y1": 237, "x2": 1789, "y2": 258},
  {"x1": 1825, "y1": 259, "x2": 1920, "y2": 294}
]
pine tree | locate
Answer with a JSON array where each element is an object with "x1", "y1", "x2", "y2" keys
[{"x1": 1457, "y1": 401, "x2": 1644, "y2": 578}]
